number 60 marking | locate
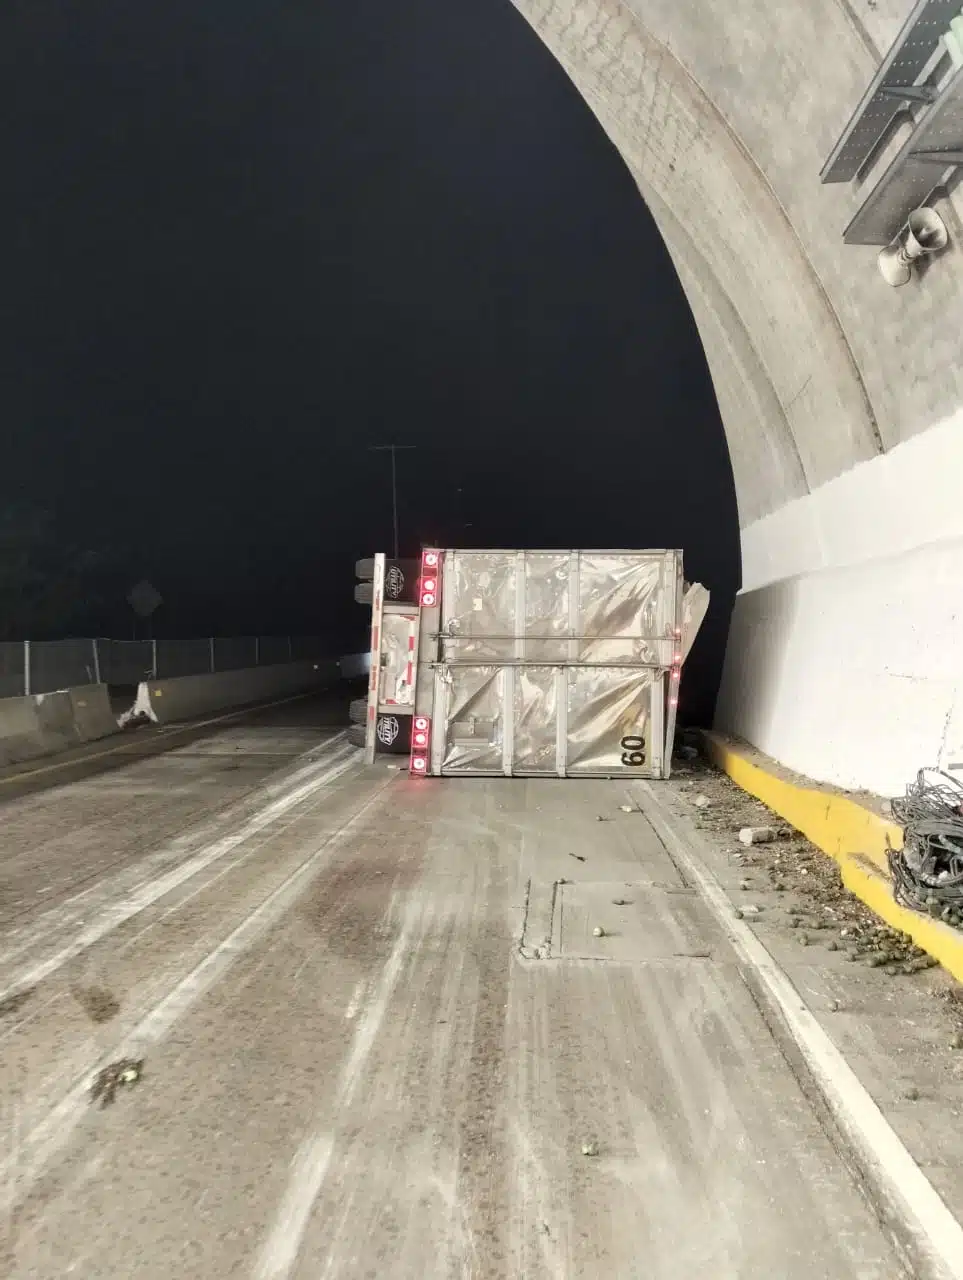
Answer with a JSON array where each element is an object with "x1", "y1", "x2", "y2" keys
[{"x1": 620, "y1": 734, "x2": 645, "y2": 767}]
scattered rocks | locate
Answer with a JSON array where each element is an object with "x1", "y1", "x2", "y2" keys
[
  {"x1": 619, "y1": 805, "x2": 636, "y2": 814},
  {"x1": 693, "y1": 795, "x2": 711, "y2": 809},
  {"x1": 738, "y1": 826, "x2": 781, "y2": 846},
  {"x1": 569, "y1": 853, "x2": 586, "y2": 862},
  {"x1": 904, "y1": 1086, "x2": 921, "y2": 1102},
  {"x1": 592, "y1": 926, "x2": 606, "y2": 938},
  {"x1": 581, "y1": 1140, "x2": 600, "y2": 1158}
]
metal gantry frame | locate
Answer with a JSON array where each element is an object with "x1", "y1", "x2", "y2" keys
[{"x1": 822, "y1": 0, "x2": 963, "y2": 244}]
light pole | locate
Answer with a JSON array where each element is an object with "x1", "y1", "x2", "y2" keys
[{"x1": 368, "y1": 444, "x2": 416, "y2": 559}]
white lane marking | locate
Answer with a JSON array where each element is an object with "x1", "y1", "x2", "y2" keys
[
  {"x1": 0, "y1": 743, "x2": 356, "y2": 1005},
  {"x1": 0, "y1": 731, "x2": 348, "y2": 967},
  {"x1": 343, "y1": 979, "x2": 366, "y2": 1021},
  {"x1": 0, "y1": 687, "x2": 336, "y2": 787},
  {"x1": 253, "y1": 897, "x2": 417, "y2": 1280},
  {"x1": 0, "y1": 778, "x2": 392, "y2": 1215},
  {"x1": 637, "y1": 780, "x2": 963, "y2": 1280}
]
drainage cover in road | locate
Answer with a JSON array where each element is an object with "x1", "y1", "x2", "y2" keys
[{"x1": 556, "y1": 881, "x2": 722, "y2": 961}]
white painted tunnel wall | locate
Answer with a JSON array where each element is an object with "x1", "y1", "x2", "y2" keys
[
  {"x1": 719, "y1": 411, "x2": 963, "y2": 795},
  {"x1": 511, "y1": 0, "x2": 963, "y2": 796}
]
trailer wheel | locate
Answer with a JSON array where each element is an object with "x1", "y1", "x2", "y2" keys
[
  {"x1": 354, "y1": 582, "x2": 373, "y2": 605},
  {"x1": 347, "y1": 723, "x2": 366, "y2": 749},
  {"x1": 349, "y1": 697, "x2": 367, "y2": 725}
]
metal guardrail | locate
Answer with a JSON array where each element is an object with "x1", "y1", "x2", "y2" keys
[{"x1": 0, "y1": 636, "x2": 327, "y2": 698}]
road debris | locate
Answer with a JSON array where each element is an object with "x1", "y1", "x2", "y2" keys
[
  {"x1": 569, "y1": 853, "x2": 586, "y2": 862},
  {"x1": 738, "y1": 826, "x2": 784, "y2": 846},
  {"x1": 888, "y1": 769, "x2": 963, "y2": 930},
  {"x1": 90, "y1": 1058, "x2": 144, "y2": 1108},
  {"x1": 581, "y1": 1140, "x2": 600, "y2": 1157},
  {"x1": 592, "y1": 926, "x2": 606, "y2": 938},
  {"x1": 619, "y1": 804, "x2": 636, "y2": 814},
  {"x1": 693, "y1": 794, "x2": 711, "y2": 809}
]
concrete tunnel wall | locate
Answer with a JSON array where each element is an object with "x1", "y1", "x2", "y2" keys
[{"x1": 511, "y1": 0, "x2": 963, "y2": 796}]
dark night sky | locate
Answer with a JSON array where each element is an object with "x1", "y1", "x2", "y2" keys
[{"x1": 1, "y1": 0, "x2": 739, "y2": 721}]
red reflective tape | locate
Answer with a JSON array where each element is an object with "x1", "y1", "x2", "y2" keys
[{"x1": 408, "y1": 634, "x2": 415, "y2": 651}]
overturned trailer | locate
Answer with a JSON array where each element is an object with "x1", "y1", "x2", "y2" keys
[{"x1": 352, "y1": 548, "x2": 708, "y2": 779}]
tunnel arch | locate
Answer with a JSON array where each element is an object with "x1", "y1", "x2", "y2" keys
[{"x1": 510, "y1": 0, "x2": 963, "y2": 793}]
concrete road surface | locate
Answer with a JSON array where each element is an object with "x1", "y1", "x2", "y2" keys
[{"x1": 0, "y1": 696, "x2": 923, "y2": 1276}]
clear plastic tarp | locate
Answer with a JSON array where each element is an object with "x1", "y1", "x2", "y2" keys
[
  {"x1": 442, "y1": 550, "x2": 671, "y2": 665},
  {"x1": 441, "y1": 666, "x2": 504, "y2": 772},
  {"x1": 566, "y1": 667, "x2": 657, "y2": 775},
  {"x1": 513, "y1": 666, "x2": 558, "y2": 774}
]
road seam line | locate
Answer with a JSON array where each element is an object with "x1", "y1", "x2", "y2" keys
[
  {"x1": 0, "y1": 776, "x2": 394, "y2": 1216},
  {"x1": 0, "y1": 743, "x2": 355, "y2": 1002}
]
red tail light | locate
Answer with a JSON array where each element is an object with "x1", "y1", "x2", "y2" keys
[
  {"x1": 419, "y1": 549, "x2": 441, "y2": 607},
  {"x1": 409, "y1": 714, "x2": 432, "y2": 776}
]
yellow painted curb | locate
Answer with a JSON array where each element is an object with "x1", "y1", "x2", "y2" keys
[{"x1": 703, "y1": 730, "x2": 963, "y2": 986}]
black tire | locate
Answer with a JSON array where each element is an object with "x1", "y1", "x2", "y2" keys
[
  {"x1": 354, "y1": 582, "x2": 373, "y2": 605},
  {"x1": 355, "y1": 557, "x2": 375, "y2": 580},
  {"x1": 347, "y1": 723, "x2": 366, "y2": 748},
  {"x1": 349, "y1": 697, "x2": 367, "y2": 725}
]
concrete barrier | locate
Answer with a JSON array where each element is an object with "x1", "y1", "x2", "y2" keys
[
  {"x1": 131, "y1": 660, "x2": 337, "y2": 725},
  {"x1": 338, "y1": 652, "x2": 370, "y2": 680},
  {"x1": 0, "y1": 683, "x2": 118, "y2": 768}
]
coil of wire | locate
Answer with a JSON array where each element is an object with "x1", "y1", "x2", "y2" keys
[{"x1": 888, "y1": 769, "x2": 963, "y2": 928}]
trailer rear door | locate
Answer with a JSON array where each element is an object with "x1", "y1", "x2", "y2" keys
[{"x1": 427, "y1": 550, "x2": 681, "y2": 779}]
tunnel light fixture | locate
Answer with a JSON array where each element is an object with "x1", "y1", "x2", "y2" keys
[{"x1": 878, "y1": 207, "x2": 949, "y2": 286}]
